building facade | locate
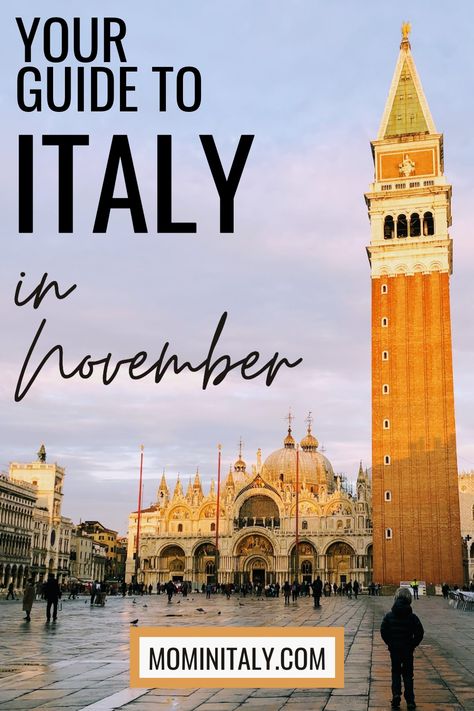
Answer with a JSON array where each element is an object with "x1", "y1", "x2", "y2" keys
[
  {"x1": 91, "y1": 541, "x2": 108, "y2": 582},
  {"x1": 365, "y1": 27, "x2": 463, "y2": 585},
  {"x1": 70, "y1": 526, "x2": 113, "y2": 583},
  {"x1": 9, "y1": 446, "x2": 73, "y2": 584},
  {"x1": 126, "y1": 422, "x2": 373, "y2": 588},
  {"x1": 77, "y1": 521, "x2": 119, "y2": 578},
  {"x1": 70, "y1": 526, "x2": 94, "y2": 581},
  {"x1": 0, "y1": 473, "x2": 36, "y2": 590},
  {"x1": 459, "y1": 472, "x2": 474, "y2": 583},
  {"x1": 116, "y1": 536, "x2": 128, "y2": 580}
]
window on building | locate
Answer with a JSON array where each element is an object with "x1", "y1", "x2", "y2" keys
[
  {"x1": 384, "y1": 215, "x2": 395, "y2": 239},
  {"x1": 385, "y1": 490, "x2": 392, "y2": 502},
  {"x1": 384, "y1": 455, "x2": 391, "y2": 465},
  {"x1": 423, "y1": 211, "x2": 435, "y2": 236},
  {"x1": 383, "y1": 384, "x2": 389, "y2": 394},
  {"x1": 302, "y1": 520, "x2": 308, "y2": 530},
  {"x1": 381, "y1": 317, "x2": 388, "y2": 327},
  {"x1": 381, "y1": 283, "x2": 388, "y2": 294},
  {"x1": 383, "y1": 419, "x2": 390, "y2": 429},
  {"x1": 177, "y1": 523, "x2": 183, "y2": 533},
  {"x1": 210, "y1": 522, "x2": 216, "y2": 532},
  {"x1": 385, "y1": 528, "x2": 393, "y2": 539},
  {"x1": 397, "y1": 214, "x2": 408, "y2": 238},
  {"x1": 410, "y1": 212, "x2": 421, "y2": 237},
  {"x1": 382, "y1": 351, "x2": 389, "y2": 361}
]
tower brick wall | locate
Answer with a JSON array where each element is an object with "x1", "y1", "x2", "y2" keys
[{"x1": 371, "y1": 272, "x2": 463, "y2": 584}]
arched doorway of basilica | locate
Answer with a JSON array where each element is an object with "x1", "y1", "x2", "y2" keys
[
  {"x1": 160, "y1": 545, "x2": 186, "y2": 583},
  {"x1": 326, "y1": 541, "x2": 355, "y2": 585},
  {"x1": 193, "y1": 542, "x2": 217, "y2": 586},
  {"x1": 245, "y1": 556, "x2": 268, "y2": 587},
  {"x1": 235, "y1": 533, "x2": 274, "y2": 586},
  {"x1": 289, "y1": 541, "x2": 317, "y2": 583}
]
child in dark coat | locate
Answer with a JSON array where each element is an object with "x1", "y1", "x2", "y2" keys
[{"x1": 380, "y1": 587, "x2": 424, "y2": 709}]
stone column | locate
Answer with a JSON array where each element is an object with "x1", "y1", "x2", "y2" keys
[{"x1": 185, "y1": 555, "x2": 193, "y2": 582}]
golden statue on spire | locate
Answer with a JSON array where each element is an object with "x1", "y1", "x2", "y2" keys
[{"x1": 401, "y1": 21, "x2": 411, "y2": 40}]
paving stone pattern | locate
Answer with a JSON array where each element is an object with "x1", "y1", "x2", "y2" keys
[{"x1": 0, "y1": 592, "x2": 472, "y2": 710}]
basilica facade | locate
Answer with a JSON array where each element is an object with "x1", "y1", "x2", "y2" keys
[{"x1": 125, "y1": 422, "x2": 373, "y2": 588}]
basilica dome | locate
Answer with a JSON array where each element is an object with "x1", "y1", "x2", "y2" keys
[{"x1": 261, "y1": 426, "x2": 335, "y2": 492}]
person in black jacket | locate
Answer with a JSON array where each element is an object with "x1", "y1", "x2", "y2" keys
[
  {"x1": 380, "y1": 587, "x2": 424, "y2": 710},
  {"x1": 311, "y1": 576, "x2": 323, "y2": 608},
  {"x1": 44, "y1": 574, "x2": 62, "y2": 622},
  {"x1": 165, "y1": 580, "x2": 175, "y2": 603}
]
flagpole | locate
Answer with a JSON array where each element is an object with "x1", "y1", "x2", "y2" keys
[
  {"x1": 135, "y1": 445, "x2": 144, "y2": 582},
  {"x1": 295, "y1": 443, "x2": 300, "y2": 583},
  {"x1": 215, "y1": 444, "x2": 222, "y2": 586}
]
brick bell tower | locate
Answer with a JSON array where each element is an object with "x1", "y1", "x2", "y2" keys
[{"x1": 365, "y1": 24, "x2": 463, "y2": 586}]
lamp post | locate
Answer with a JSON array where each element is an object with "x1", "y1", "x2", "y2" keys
[
  {"x1": 214, "y1": 444, "x2": 222, "y2": 587},
  {"x1": 295, "y1": 443, "x2": 300, "y2": 583},
  {"x1": 134, "y1": 445, "x2": 144, "y2": 583}
]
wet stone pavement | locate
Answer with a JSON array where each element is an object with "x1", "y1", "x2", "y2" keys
[{"x1": 0, "y1": 592, "x2": 472, "y2": 711}]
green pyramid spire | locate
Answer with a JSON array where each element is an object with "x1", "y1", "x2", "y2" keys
[
  {"x1": 378, "y1": 26, "x2": 436, "y2": 140},
  {"x1": 384, "y1": 59, "x2": 429, "y2": 137}
]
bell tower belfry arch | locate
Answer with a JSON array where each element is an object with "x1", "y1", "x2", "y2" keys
[{"x1": 365, "y1": 25, "x2": 463, "y2": 585}]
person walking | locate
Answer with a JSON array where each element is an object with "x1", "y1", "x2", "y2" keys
[
  {"x1": 353, "y1": 580, "x2": 360, "y2": 600},
  {"x1": 275, "y1": 582, "x2": 280, "y2": 598},
  {"x1": 291, "y1": 580, "x2": 298, "y2": 603},
  {"x1": 6, "y1": 581, "x2": 15, "y2": 600},
  {"x1": 441, "y1": 582, "x2": 449, "y2": 600},
  {"x1": 205, "y1": 582, "x2": 212, "y2": 599},
  {"x1": 283, "y1": 580, "x2": 291, "y2": 605},
  {"x1": 90, "y1": 581, "x2": 98, "y2": 606},
  {"x1": 411, "y1": 580, "x2": 419, "y2": 600},
  {"x1": 22, "y1": 578, "x2": 35, "y2": 621},
  {"x1": 381, "y1": 587, "x2": 424, "y2": 710},
  {"x1": 311, "y1": 575, "x2": 323, "y2": 608},
  {"x1": 44, "y1": 573, "x2": 61, "y2": 622},
  {"x1": 166, "y1": 580, "x2": 175, "y2": 603},
  {"x1": 346, "y1": 580, "x2": 353, "y2": 599}
]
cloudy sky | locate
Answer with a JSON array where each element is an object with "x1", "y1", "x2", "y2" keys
[{"x1": 1, "y1": 1, "x2": 474, "y2": 534}]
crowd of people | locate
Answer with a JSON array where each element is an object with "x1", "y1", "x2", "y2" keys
[{"x1": 5, "y1": 573, "x2": 473, "y2": 632}]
